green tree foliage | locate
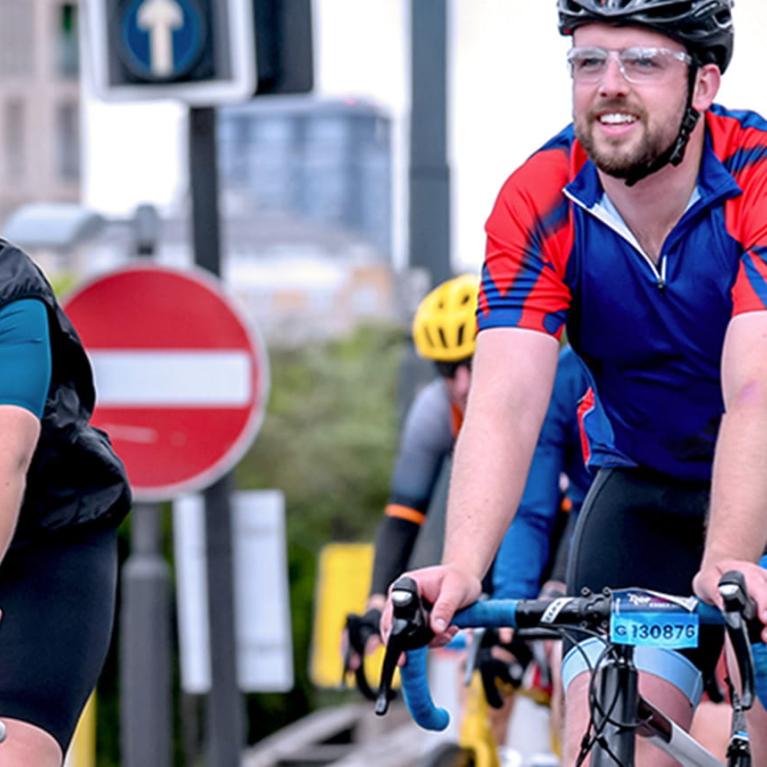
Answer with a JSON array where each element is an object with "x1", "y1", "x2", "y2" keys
[
  {"x1": 239, "y1": 323, "x2": 403, "y2": 542},
  {"x1": 236, "y1": 323, "x2": 404, "y2": 742}
]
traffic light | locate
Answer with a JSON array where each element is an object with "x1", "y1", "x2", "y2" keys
[{"x1": 83, "y1": 0, "x2": 313, "y2": 104}]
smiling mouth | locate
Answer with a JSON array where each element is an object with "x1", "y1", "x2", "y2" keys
[{"x1": 597, "y1": 112, "x2": 639, "y2": 126}]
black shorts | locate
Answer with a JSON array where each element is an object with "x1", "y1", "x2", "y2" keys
[
  {"x1": 565, "y1": 467, "x2": 724, "y2": 678},
  {"x1": 0, "y1": 520, "x2": 119, "y2": 751}
]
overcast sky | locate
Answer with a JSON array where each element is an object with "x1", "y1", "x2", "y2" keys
[{"x1": 82, "y1": 0, "x2": 767, "y2": 273}]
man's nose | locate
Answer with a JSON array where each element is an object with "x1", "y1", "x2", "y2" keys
[{"x1": 598, "y1": 55, "x2": 630, "y2": 96}]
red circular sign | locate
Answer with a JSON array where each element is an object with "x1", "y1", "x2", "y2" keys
[{"x1": 64, "y1": 263, "x2": 269, "y2": 501}]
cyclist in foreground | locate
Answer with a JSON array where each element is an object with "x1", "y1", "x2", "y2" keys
[
  {"x1": 0, "y1": 240, "x2": 131, "y2": 765},
  {"x1": 348, "y1": 274, "x2": 590, "y2": 750},
  {"x1": 383, "y1": 1, "x2": 767, "y2": 765}
]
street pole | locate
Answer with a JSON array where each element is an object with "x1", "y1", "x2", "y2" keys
[
  {"x1": 409, "y1": 0, "x2": 451, "y2": 286},
  {"x1": 399, "y1": 0, "x2": 451, "y2": 426},
  {"x1": 188, "y1": 105, "x2": 244, "y2": 767},
  {"x1": 120, "y1": 504, "x2": 172, "y2": 767},
  {"x1": 120, "y1": 206, "x2": 172, "y2": 767}
]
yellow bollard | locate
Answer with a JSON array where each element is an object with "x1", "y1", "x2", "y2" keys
[
  {"x1": 310, "y1": 543, "x2": 395, "y2": 691},
  {"x1": 64, "y1": 693, "x2": 96, "y2": 767}
]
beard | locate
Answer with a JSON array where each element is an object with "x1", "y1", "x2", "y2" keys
[{"x1": 574, "y1": 100, "x2": 683, "y2": 180}]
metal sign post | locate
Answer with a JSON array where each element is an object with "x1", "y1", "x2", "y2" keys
[{"x1": 189, "y1": 104, "x2": 243, "y2": 767}]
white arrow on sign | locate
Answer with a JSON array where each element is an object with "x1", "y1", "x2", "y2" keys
[{"x1": 137, "y1": 0, "x2": 184, "y2": 77}]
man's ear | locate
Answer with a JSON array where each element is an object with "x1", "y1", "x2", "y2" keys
[{"x1": 693, "y1": 64, "x2": 721, "y2": 112}]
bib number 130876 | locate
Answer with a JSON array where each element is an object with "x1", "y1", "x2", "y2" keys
[{"x1": 609, "y1": 589, "x2": 700, "y2": 650}]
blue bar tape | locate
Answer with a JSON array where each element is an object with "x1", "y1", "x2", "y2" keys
[
  {"x1": 454, "y1": 599, "x2": 518, "y2": 629},
  {"x1": 401, "y1": 647, "x2": 450, "y2": 731}
]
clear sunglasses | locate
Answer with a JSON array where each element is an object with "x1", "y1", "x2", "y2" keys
[{"x1": 567, "y1": 46, "x2": 693, "y2": 85}]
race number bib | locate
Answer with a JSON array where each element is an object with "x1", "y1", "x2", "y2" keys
[{"x1": 609, "y1": 589, "x2": 700, "y2": 649}]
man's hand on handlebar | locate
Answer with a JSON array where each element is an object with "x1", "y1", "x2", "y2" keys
[
  {"x1": 693, "y1": 558, "x2": 767, "y2": 642},
  {"x1": 380, "y1": 564, "x2": 483, "y2": 645}
]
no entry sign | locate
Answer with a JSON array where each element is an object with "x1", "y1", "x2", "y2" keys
[{"x1": 64, "y1": 263, "x2": 269, "y2": 501}]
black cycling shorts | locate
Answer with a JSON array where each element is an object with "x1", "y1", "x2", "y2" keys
[
  {"x1": 0, "y1": 520, "x2": 119, "y2": 751},
  {"x1": 565, "y1": 467, "x2": 724, "y2": 678}
]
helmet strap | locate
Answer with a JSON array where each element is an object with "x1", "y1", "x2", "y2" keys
[{"x1": 624, "y1": 62, "x2": 701, "y2": 187}]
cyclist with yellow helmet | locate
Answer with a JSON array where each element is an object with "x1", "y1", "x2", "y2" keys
[
  {"x1": 347, "y1": 275, "x2": 590, "y2": 751},
  {"x1": 356, "y1": 276, "x2": 479, "y2": 634}
]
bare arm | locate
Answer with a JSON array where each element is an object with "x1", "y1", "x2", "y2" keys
[
  {"x1": 444, "y1": 328, "x2": 560, "y2": 575},
  {"x1": 425, "y1": 328, "x2": 560, "y2": 631},
  {"x1": 0, "y1": 406, "x2": 40, "y2": 559},
  {"x1": 694, "y1": 312, "x2": 767, "y2": 630}
]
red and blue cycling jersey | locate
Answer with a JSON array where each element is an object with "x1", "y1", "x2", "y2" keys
[{"x1": 479, "y1": 104, "x2": 767, "y2": 482}]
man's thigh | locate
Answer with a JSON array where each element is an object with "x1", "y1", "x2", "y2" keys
[
  {"x1": 564, "y1": 670, "x2": 694, "y2": 767},
  {"x1": 565, "y1": 467, "x2": 723, "y2": 675}
]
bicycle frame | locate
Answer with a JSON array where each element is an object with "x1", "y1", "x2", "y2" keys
[{"x1": 588, "y1": 643, "x2": 729, "y2": 767}]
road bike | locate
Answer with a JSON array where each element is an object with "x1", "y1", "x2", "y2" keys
[{"x1": 376, "y1": 572, "x2": 764, "y2": 767}]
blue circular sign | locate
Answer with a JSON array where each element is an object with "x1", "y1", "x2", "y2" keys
[{"x1": 119, "y1": 0, "x2": 207, "y2": 82}]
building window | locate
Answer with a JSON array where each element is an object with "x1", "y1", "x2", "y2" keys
[
  {"x1": 57, "y1": 3, "x2": 79, "y2": 79},
  {"x1": 0, "y1": 0, "x2": 34, "y2": 77},
  {"x1": 55, "y1": 101, "x2": 80, "y2": 182},
  {"x1": 4, "y1": 99, "x2": 25, "y2": 180}
]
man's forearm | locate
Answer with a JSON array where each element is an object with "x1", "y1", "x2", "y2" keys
[
  {"x1": 442, "y1": 413, "x2": 544, "y2": 578},
  {"x1": 704, "y1": 405, "x2": 767, "y2": 567},
  {"x1": 441, "y1": 329, "x2": 559, "y2": 580}
]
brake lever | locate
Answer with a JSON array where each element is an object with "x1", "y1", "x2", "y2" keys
[
  {"x1": 342, "y1": 609, "x2": 382, "y2": 702},
  {"x1": 376, "y1": 576, "x2": 434, "y2": 716},
  {"x1": 718, "y1": 570, "x2": 756, "y2": 711}
]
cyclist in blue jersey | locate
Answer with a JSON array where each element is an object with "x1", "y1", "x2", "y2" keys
[
  {"x1": 382, "y1": 2, "x2": 767, "y2": 766},
  {"x1": 0, "y1": 243, "x2": 130, "y2": 766}
]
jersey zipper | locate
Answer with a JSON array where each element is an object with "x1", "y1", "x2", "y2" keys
[{"x1": 563, "y1": 188, "x2": 668, "y2": 290}]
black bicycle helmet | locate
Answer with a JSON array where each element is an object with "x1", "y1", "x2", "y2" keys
[{"x1": 558, "y1": 0, "x2": 734, "y2": 72}]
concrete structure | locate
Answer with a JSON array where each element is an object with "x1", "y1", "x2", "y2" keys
[
  {"x1": 218, "y1": 97, "x2": 393, "y2": 262},
  {"x1": 0, "y1": 0, "x2": 80, "y2": 221},
  {"x1": 43, "y1": 207, "x2": 405, "y2": 347}
]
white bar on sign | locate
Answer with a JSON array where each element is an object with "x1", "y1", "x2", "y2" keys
[{"x1": 90, "y1": 351, "x2": 252, "y2": 406}]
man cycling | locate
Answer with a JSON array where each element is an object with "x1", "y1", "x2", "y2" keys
[
  {"x1": 349, "y1": 275, "x2": 589, "y2": 747},
  {"x1": 383, "y1": 2, "x2": 767, "y2": 765}
]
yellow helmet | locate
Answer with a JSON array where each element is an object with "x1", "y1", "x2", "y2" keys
[{"x1": 412, "y1": 274, "x2": 479, "y2": 362}]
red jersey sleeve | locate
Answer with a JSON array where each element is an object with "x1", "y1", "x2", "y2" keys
[
  {"x1": 478, "y1": 139, "x2": 576, "y2": 339},
  {"x1": 714, "y1": 112, "x2": 767, "y2": 316}
]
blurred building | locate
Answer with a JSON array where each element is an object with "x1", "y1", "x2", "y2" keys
[
  {"x1": 218, "y1": 97, "x2": 392, "y2": 262},
  {"x1": 0, "y1": 0, "x2": 80, "y2": 221},
  {"x1": 0, "y1": 5, "x2": 401, "y2": 345},
  {"x1": 64, "y1": 208, "x2": 403, "y2": 347}
]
